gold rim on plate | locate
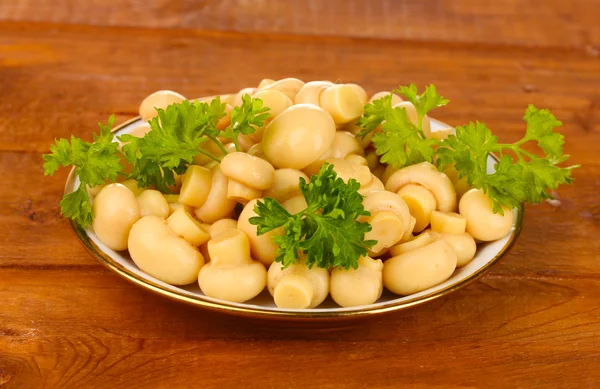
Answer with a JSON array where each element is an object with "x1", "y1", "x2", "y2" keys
[{"x1": 65, "y1": 116, "x2": 524, "y2": 320}]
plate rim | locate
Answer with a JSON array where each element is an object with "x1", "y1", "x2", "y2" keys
[{"x1": 65, "y1": 115, "x2": 524, "y2": 319}]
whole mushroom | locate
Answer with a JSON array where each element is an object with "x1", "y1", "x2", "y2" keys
[
  {"x1": 330, "y1": 256, "x2": 383, "y2": 307},
  {"x1": 267, "y1": 260, "x2": 330, "y2": 309},
  {"x1": 128, "y1": 216, "x2": 205, "y2": 285},
  {"x1": 198, "y1": 229, "x2": 267, "y2": 303}
]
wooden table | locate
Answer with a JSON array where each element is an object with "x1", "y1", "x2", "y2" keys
[{"x1": 1, "y1": 1, "x2": 599, "y2": 388}]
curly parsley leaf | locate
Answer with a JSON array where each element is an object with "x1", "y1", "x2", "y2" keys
[
  {"x1": 523, "y1": 104, "x2": 564, "y2": 159},
  {"x1": 249, "y1": 163, "x2": 375, "y2": 270},
  {"x1": 436, "y1": 105, "x2": 579, "y2": 213},
  {"x1": 42, "y1": 115, "x2": 121, "y2": 226},
  {"x1": 358, "y1": 84, "x2": 447, "y2": 169},
  {"x1": 221, "y1": 94, "x2": 270, "y2": 151},
  {"x1": 118, "y1": 99, "x2": 226, "y2": 192},
  {"x1": 59, "y1": 186, "x2": 94, "y2": 227},
  {"x1": 372, "y1": 106, "x2": 438, "y2": 168},
  {"x1": 356, "y1": 93, "x2": 393, "y2": 137},
  {"x1": 394, "y1": 83, "x2": 449, "y2": 128}
]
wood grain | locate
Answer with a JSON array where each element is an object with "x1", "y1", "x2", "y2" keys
[
  {"x1": 1, "y1": 0, "x2": 599, "y2": 49},
  {"x1": 1, "y1": 2, "x2": 600, "y2": 388},
  {"x1": 2, "y1": 269, "x2": 600, "y2": 388},
  {"x1": 1, "y1": 23, "x2": 599, "y2": 152}
]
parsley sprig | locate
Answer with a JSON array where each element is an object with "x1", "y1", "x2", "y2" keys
[
  {"x1": 43, "y1": 115, "x2": 122, "y2": 226},
  {"x1": 249, "y1": 163, "x2": 375, "y2": 270},
  {"x1": 118, "y1": 98, "x2": 227, "y2": 192},
  {"x1": 358, "y1": 84, "x2": 448, "y2": 168},
  {"x1": 436, "y1": 105, "x2": 579, "y2": 213},
  {"x1": 360, "y1": 85, "x2": 579, "y2": 214},
  {"x1": 43, "y1": 94, "x2": 269, "y2": 226},
  {"x1": 221, "y1": 94, "x2": 270, "y2": 151}
]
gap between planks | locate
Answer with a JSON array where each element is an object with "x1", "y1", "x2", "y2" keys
[{"x1": 0, "y1": 20, "x2": 598, "y2": 59}]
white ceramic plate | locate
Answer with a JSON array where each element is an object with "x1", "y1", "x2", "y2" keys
[{"x1": 66, "y1": 117, "x2": 523, "y2": 319}]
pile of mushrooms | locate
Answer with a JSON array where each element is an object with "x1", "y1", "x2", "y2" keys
[{"x1": 87, "y1": 78, "x2": 515, "y2": 309}]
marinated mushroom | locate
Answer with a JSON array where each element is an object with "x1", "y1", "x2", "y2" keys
[
  {"x1": 209, "y1": 218, "x2": 238, "y2": 237},
  {"x1": 347, "y1": 83, "x2": 368, "y2": 104},
  {"x1": 136, "y1": 189, "x2": 170, "y2": 219},
  {"x1": 237, "y1": 133, "x2": 257, "y2": 152},
  {"x1": 397, "y1": 184, "x2": 436, "y2": 233},
  {"x1": 139, "y1": 90, "x2": 186, "y2": 122},
  {"x1": 198, "y1": 229, "x2": 267, "y2": 302},
  {"x1": 459, "y1": 189, "x2": 514, "y2": 241},
  {"x1": 267, "y1": 260, "x2": 330, "y2": 309},
  {"x1": 200, "y1": 218, "x2": 239, "y2": 262},
  {"x1": 331, "y1": 131, "x2": 365, "y2": 158},
  {"x1": 429, "y1": 127, "x2": 454, "y2": 141},
  {"x1": 220, "y1": 152, "x2": 275, "y2": 203},
  {"x1": 282, "y1": 195, "x2": 308, "y2": 214},
  {"x1": 383, "y1": 240, "x2": 457, "y2": 296},
  {"x1": 263, "y1": 168, "x2": 308, "y2": 202},
  {"x1": 319, "y1": 84, "x2": 365, "y2": 124},
  {"x1": 237, "y1": 199, "x2": 282, "y2": 266},
  {"x1": 389, "y1": 231, "x2": 435, "y2": 256},
  {"x1": 429, "y1": 230, "x2": 477, "y2": 267},
  {"x1": 164, "y1": 194, "x2": 193, "y2": 215},
  {"x1": 360, "y1": 190, "x2": 412, "y2": 239},
  {"x1": 294, "y1": 81, "x2": 334, "y2": 105},
  {"x1": 326, "y1": 158, "x2": 372, "y2": 187},
  {"x1": 364, "y1": 210, "x2": 405, "y2": 254},
  {"x1": 401, "y1": 216, "x2": 417, "y2": 242},
  {"x1": 302, "y1": 131, "x2": 363, "y2": 176},
  {"x1": 257, "y1": 78, "x2": 275, "y2": 89},
  {"x1": 251, "y1": 89, "x2": 293, "y2": 123},
  {"x1": 216, "y1": 103, "x2": 233, "y2": 131},
  {"x1": 430, "y1": 210, "x2": 467, "y2": 235},
  {"x1": 128, "y1": 216, "x2": 204, "y2": 285},
  {"x1": 179, "y1": 165, "x2": 213, "y2": 208},
  {"x1": 247, "y1": 143, "x2": 267, "y2": 159},
  {"x1": 381, "y1": 164, "x2": 400, "y2": 186},
  {"x1": 330, "y1": 256, "x2": 383, "y2": 307},
  {"x1": 260, "y1": 77, "x2": 305, "y2": 101},
  {"x1": 194, "y1": 165, "x2": 237, "y2": 223},
  {"x1": 385, "y1": 162, "x2": 457, "y2": 212},
  {"x1": 357, "y1": 174, "x2": 385, "y2": 195},
  {"x1": 166, "y1": 208, "x2": 210, "y2": 246},
  {"x1": 372, "y1": 165, "x2": 386, "y2": 181},
  {"x1": 344, "y1": 119, "x2": 375, "y2": 149},
  {"x1": 220, "y1": 152, "x2": 275, "y2": 190},
  {"x1": 364, "y1": 148, "x2": 380, "y2": 171},
  {"x1": 345, "y1": 154, "x2": 369, "y2": 167},
  {"x1": 93, "y1": 183, "x2": 141, "y2": 251},
  {"x1": 262, "y1": 104, "x2": 336, "y2": 169},
  {"x1": 227, "y1": 179, "x2": 263, "y2": 204},
  {"x1": 369, "y1": 91, "x2": 403, "y2": 104}
]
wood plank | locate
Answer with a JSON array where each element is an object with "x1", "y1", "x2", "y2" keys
[
  {"x1": 0, "y1": 0, "x2": 599, "y2": 49},
  {"x1": 1, "y1": 268, "x2": 600, "y2": 387},
  {"x1": 0, "y1": 22, "x2": 598, "y2": 155}
]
